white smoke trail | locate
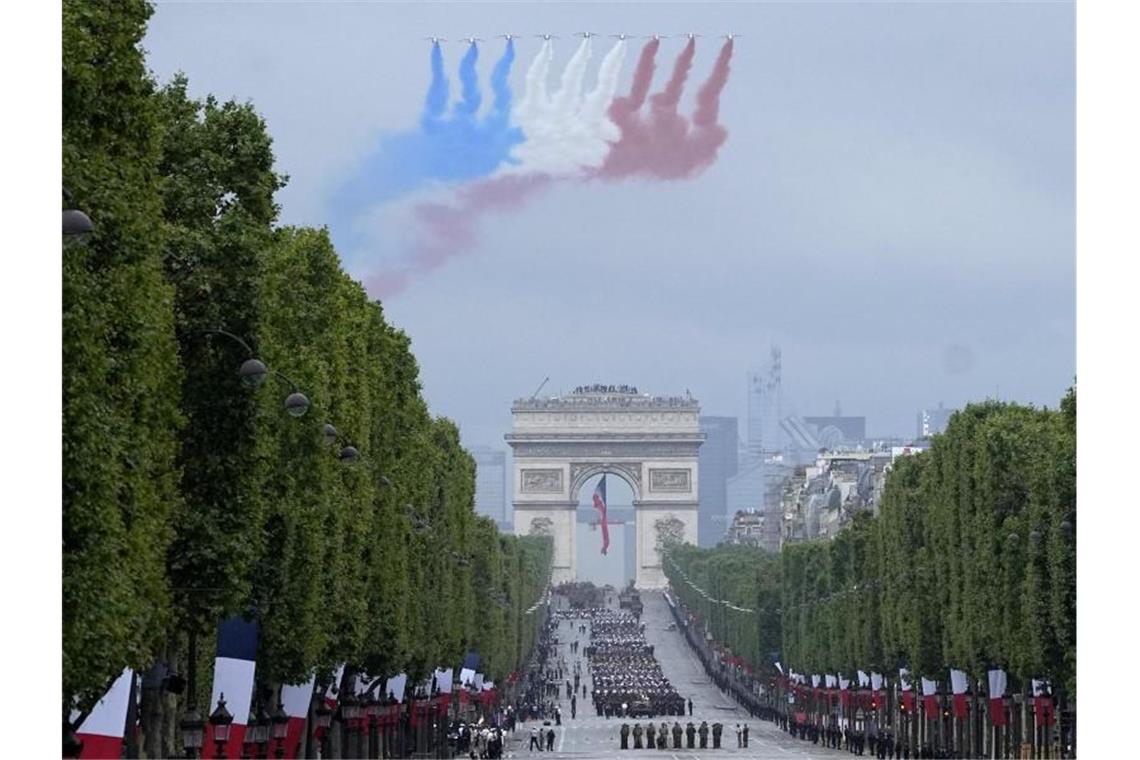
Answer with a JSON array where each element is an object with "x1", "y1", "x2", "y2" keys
[{"x1": 507, "y1": 39, "x2": 628, "y2": 176}]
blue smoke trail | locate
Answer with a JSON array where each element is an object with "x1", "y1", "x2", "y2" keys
[
  {"x1": 452, "y1": 43, "x2": 482, "y2": 120},
  {"x1": 331, "y1": 41, "x2": 523, "y2": 268},
  {"x1": 422, "y1": 42, "x2": 449, "y2": 126}
]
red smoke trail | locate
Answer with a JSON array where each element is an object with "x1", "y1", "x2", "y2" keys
[
  {"x1": 364, "y1": 174, "x2": 551, "y2": 299},
  {"x1": 598, "y1": 38, "x2": 734, "y2": 180}
]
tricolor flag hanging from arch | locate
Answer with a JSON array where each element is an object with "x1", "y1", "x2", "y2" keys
[{"x1": 593, "y1": 475, "x2": 610, "y2": 555}]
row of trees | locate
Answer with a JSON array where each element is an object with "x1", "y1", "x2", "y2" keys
[
  {"x1": 664, "y1": 390, "x2": 1076, "y2": 698},
  {"x1": 63, "y1": 1, "x2": 552, "y2": 754},
  {"x1": 662, "y1": 543, "x2": 781, "y2": 675}
]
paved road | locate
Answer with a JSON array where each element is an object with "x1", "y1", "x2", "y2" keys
[{"x1": 504, "y1": 591, "x2": 847, "y2": 760}]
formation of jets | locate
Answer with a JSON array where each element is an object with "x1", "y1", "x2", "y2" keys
[{"x1": 425, "y1": 33, "x2": 740, "y2": 46}]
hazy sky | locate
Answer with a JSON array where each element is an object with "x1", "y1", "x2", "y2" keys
[{"x1": 144, "y1": 0, "x2": 1075, "y2": 449}]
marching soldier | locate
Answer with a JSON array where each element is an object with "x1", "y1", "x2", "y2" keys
[
  {"x1": 620, "y1": 723, "x2": 630, "y2": 750},
  {"x1": 686, "y1": 722, "x2": 696, "y2": 749},
  {"x1": 672, "y1": 722, "x2": 683, "y2": 749},
  {"x1": 711, "y1": 722, "x2": 722, "y2": 749},
  {"x1": 699, "y1": 721, "x2": 709, "y2": 749},
  {"x1": 632, "y1": 722, "x2": 643, "y2": 749},
  {"x1": 646, "y1": 722, "x2": 656, "y2": 750}
]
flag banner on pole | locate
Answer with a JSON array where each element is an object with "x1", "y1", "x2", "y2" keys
[
  {"x1": 386, "y1": 673, "x2": 408, "y2": 703},
  {"x1": 826, "y1": 675, "x2": 836, "y2": 689},
  {"x1": 921, "y1": 678, "x2": 938, "y2": 716},
  {"x1": 204, "y1": 617, "x2": 258, "y2": 759},
  {"x1": 775, "y1": 662, "x2": 783, "y2": 675},
  {"x1": 857, "y1": 670, "x2": 869, "y2": 688},
  {"x1": 593, "y1": 475, "x2": 611, "y2": 554},
  {"x1": 75, "y1": 668, "x2": 133, "y2": 760},
  {"x1": 899, "y1": 668, "x2": 912, "y2": 691},
  {"x1": 281, "y1": 676, "x2": 315, "y2": 760},
  {"x1": 871, "y1": 672, "x2": 883, "y2": 691},
  {"x1": 1032, "y1": 680, "x2": 1054, "y2": 726},
  {"x1": 811, "y1": 675, "x2": 820, "y2": 689},
  {"x1": 950, "y1": 669, "x2": 969, "y2": 718},
  {"x1": 988, "y1": 669, "x2": 1008, "y2": 726},
  {"x1": 435, "y1": 668, "x2": 454, "y2": 694},
  {"x1": 473, "y1": 673, "x2": 484, "y2": 691},
  {"x1": 324, "y1": 664, "x2": 346, "y2": 709}
]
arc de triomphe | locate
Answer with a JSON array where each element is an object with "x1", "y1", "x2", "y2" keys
[{"x1": 505, "y1": 385, "x2": 704, "y2": 588}]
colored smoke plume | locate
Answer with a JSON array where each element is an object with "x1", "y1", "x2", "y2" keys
[
  {"x1": 599, "y1": 38, "x2": 734, "y2": 180},
  {"x1": 332, "y1": 41, "x2": 523, "y2": 237},
  {"x1": 364, "y1": 174, "x2": 552, "y2": 299},
  {"x1": 510, "y1": 38, "x2": 628, "y2": 175}
]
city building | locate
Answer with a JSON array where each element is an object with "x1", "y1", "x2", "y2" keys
[
  {"x1": 698, "y1": 416, "x2": 739, "y2": 547},
  {"x1": 916, "y1": 402, "x2": 956, "y2": 438},
  {"x1": 779, "y1": 447, "x2": 892, "y2": 546},
  {"x1": 724, "y1": 509, "x2": 767, "y2": 547},
  {"x1": 471, "y1": 446, "x2": 507, "y2": 525},
  {"x1": 802, "y1": 414, "x2": 867, "y2": 449},
  {"x1": 746, "y1": 346, "x2": 784, "y2": 460}
]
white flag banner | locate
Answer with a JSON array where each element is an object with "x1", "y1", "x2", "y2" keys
[
  {"x1": 460, "y1": 668, "x2": 476, "y2": 687},
  {"x1": 811, "y1": 675, "x2": 821, "y2": 688},
  {"x1": 950, "y1": 669, "x2": 968, "y2": 696},
  {"x1": 839, "y1": 676, "x2": 850, "y2": 691},
  {"x1": 1031, "y1": 679, "x2": 1049, "y2": 697},
  {"x1": 326, "y1": 663, "x2": 346, "y2": 701},
  {"x1": 385, "y1": 673, "x2": 408, "y2": 703},
  {"x1": 826, "y1": 675, "x2": 836, "y2": 689},
  {"x1": 435, "y1": 668, "x2": 454, "y2": 694},
  {"x1": 281, "y1": 677, "x2": 316, "y2": 719},
  {"x1": 474, "y1": 673, "x2": 484, "y2": 691},
  {"x1": 987, "y1": 669, "x2": 1007, "y2": 699},
  {"x1": 75, "y1": 669, "x2": 134, "y2": 744},
  {"x1": 483, "y1": 680, "x2": 495, "y2": 691},
  {"x1": 775, "y1": 662, "x2": 783, "y2": 674},
  {"x1": 921, "y1": 678, "x2": 937, "y2": 697},
  {"x1": 899, "y1": 668, "x2": 912, "y2": 691},
  {"x1": 871, "y1": 672, "x2": 883, "y2": 691},
  {"x1": 858, "y1": 670, "x2": 870, "y2": 688}
]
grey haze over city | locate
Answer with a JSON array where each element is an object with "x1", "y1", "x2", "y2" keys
[{"x1": 143, "y1": 0, "x2": 1075, "y2": 451}]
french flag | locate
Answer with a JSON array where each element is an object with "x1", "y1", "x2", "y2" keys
[
  {"x1": 899, "y1": 669, "x2": 915, "y2": 714},
  {"x1": 324, "y1": 663, "x2": 346, "y2": 709},
  {"x1": 988, "y1": 669, "x2": 1008, "y2": 726},
  {"x1": 593, "y1": 476, "x2": 610, "y2": 554},
  {"x1": 949, "y1": 669, "x2": 969, "y2": 719},
  {"x1": 202, "y1": 616, "x2": 258, "y2": 759},
  {"x1": 279, "y1": 677, "x2": 315, "y2": 760},
  {"x1": 921, "y1": 677, "x2": 939, "y2": 716},
  {"x1": 73, "y1": 669, "x2": 133, "y2": 759}
]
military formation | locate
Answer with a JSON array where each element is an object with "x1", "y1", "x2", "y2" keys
[{"x1": 581, "y1": 609, "x2": 686, "y2": 719}]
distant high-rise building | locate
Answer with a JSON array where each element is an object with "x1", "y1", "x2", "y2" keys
[
  {"x1": 917, "y1": 402, "x2": 955, "y2": 438},
  {"x1": 471, "y1": 446, "x2": 507, "y2": 525},
  {"x1": 802, "y1": 415, "x2": 867, "y2": 448},
  {"x1": 698, "y1": 416, "x2": 739, "y2": 547},
  {"x1": 747, "y1": 346, "x2": 783, "y2": 459}
]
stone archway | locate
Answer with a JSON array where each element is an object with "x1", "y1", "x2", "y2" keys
[{"x1": 506, "y1": 385, "x2": 704, "y2": 588}]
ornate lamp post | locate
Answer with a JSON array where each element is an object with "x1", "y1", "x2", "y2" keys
[
  {"x1": 340, "y1": 693, "x2": 363, "y2": 758},
  {"x1": 314, "y1": 698, "x2": 333, "y2": 759},
  {"x1": 252, "y1": 705, "x2": 271, "y2": 760},
  {"x1": 208, "y1": 695, "x2": 234, "y2": 759},
  {"x1": 365, "y1": 694, "x2": 382, "y2": 760},
  {"x1": 180, "y1": 707, "x2": 205, "y2": 758},
  {"x1": 271, "y1": 702, "x2": 289, "y2": 759}
]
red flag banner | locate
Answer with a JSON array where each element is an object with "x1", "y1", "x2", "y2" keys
[{"x1": 593, "y1": 476, "x2": 610, "y2": 554}]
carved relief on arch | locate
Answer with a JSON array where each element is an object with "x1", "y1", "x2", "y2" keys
[{"x1": 528, "y1": 516, "x2": 554, "y2": 536}]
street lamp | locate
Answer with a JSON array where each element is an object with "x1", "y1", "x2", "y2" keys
[
  {"x1": 62, "y1": 189, "x2": 94, "y2": 238},
  {"x1": 180, "y1": 707, "x2": 205, "y2": 758},
  {"x1": 252, "y1": 705, "x2": 271, "y2": 760},
  {"x1": 271, "y1": 702, "x2": 289, "y2": 759},
  {"x1": 239, "y1": 358, "x2": 269, "y2": 388},
  {"x1": 284, "y1": 391, "x2": 310, "y2": 418},
  {"x1": 208, "y1": 695, "x2": 234, "y2": 759}
]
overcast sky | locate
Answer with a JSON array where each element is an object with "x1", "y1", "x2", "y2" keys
[{"x1": 143, "y1": 0, "x2": 1075, "y2": 449}]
